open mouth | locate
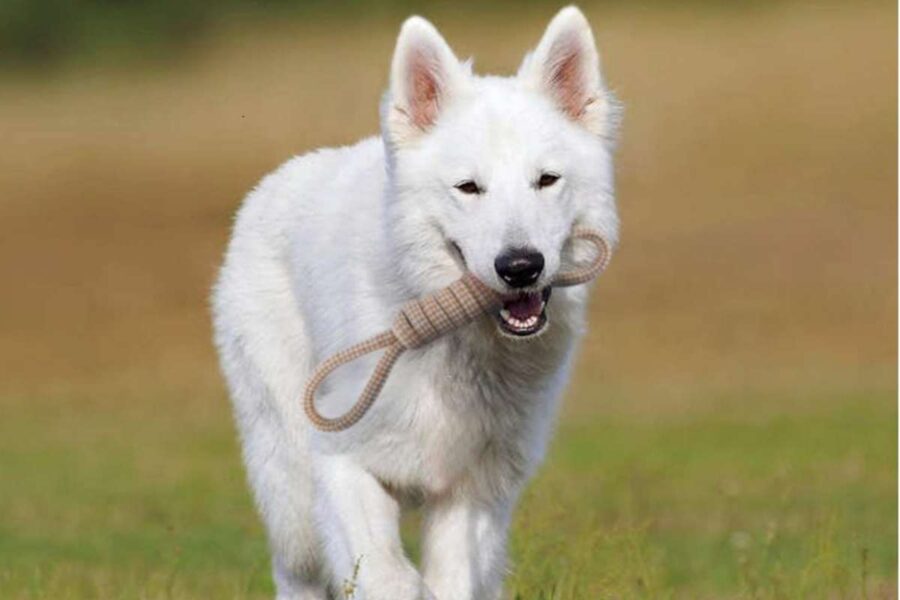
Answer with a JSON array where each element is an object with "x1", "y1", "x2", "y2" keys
[
  {"x1": 497, "y1": 287, "x2": 552, "y2": 337},
  {"x1": 447, "y1": 238, "x2": 551, "y2": 338}
]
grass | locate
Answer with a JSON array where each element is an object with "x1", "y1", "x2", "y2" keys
[
  {"x1": 509, "y1": 396, "x2": 896, "y2": 598},
  {"x1": 0, "y1": 383, "x2": 894, "y2": 598},
  {"x1": 0, "y1": 1, "x2": 896, "y2": 598}
]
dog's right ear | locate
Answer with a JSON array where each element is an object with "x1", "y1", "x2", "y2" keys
[
  {"x1": 384, "y1": 16, "x2": 470, "y2": 147},
  {"x1": 518, "y1": 7, "x2": 616, "y2": 139}
]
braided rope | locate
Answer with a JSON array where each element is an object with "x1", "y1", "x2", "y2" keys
[{"x1": 303, "y1": 227, "x2": 611, "y2": 432}]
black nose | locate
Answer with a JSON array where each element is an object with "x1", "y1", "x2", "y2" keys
[{"x1": 494, "y1": 247, "x2": 545, "y2": 288}]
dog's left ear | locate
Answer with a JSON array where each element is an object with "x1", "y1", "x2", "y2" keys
[
  {"x1": 519, "y1": 6, "x2": 615, "y2": 138},
  {"x1": 384, "y1": 16, "x2": 470, "y2": 147}
]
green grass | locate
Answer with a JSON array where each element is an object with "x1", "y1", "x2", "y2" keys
[
  {"x1": 1, "y1": 383, "x2": 894, "y2": 599},
  {"x1": 508, "y1": 396, "x2": 896, "y2": 598}
]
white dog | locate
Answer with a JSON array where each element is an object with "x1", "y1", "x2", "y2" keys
[{"x1": 212, "y1": 6, "x2": 619, "y2": 599}]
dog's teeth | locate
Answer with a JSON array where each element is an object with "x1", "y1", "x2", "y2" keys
[{"x1": 499, "y1": 306, "x2": 547, "y2": 334}]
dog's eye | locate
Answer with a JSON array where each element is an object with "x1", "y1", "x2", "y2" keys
[
  {"x1": 454, "y1": 180, "x2": 483, "y2": 195},
  {"x1": 537, "y1": 172, "x2": 561, "y2": 189}
]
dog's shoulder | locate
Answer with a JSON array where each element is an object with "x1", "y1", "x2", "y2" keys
[
  {"x1": 241, "y1": 136, "x2": 383, "y2": 218},
  {"x1": 224, "y1": 136, "x2": 384, "y2": 260}
]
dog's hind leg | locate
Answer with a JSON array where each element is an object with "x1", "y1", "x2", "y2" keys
[
  {"x1": 214, "y1": 252, "x2": 329, "y2": 597},
  {"x1": 218, "y1": 336, "x2": 328, "y2": 598},
  {"x1": 243, "y1": 422, "x2": 330, "y2": 600}
]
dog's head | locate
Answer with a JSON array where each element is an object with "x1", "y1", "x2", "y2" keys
[{"x1": 382, "y1": 7, "x2": 619, "y2": 339}]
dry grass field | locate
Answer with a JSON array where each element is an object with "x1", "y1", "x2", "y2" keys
[{"x1": 0, "y1": 2, "x2": 896, "y2": 598}]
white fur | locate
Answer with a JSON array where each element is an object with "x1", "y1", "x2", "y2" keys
[{"x1": 212, "y1": 7, "x2": 619, "y2": 599}]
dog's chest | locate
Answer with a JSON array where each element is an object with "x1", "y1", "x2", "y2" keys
[{"x1": 360, "y1": 329, "x2": 571, "y2": 496}]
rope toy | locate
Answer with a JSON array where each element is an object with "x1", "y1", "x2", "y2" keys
[{"x1": 303, "y1": 227, "x2": 612, "y2": 432}]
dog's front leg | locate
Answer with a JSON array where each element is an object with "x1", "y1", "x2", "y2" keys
[
  {"x1": 420, "y1": 493, "x2": 515, "y2": 600},
  {"x1": 315, "y1": 455, "x2": 434, "y2": 600}
]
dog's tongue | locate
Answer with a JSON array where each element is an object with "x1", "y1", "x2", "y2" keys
[{"x1": 504, "y1": 293, "x2": 543, "y2": 320}]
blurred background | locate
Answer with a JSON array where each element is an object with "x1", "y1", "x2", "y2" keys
[{"x1": 1, "y1": 0, "x2": 896, "y2": 598}]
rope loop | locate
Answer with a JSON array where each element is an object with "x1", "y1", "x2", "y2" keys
[
  {"x1": 302, "y1": 332, "x2": 399, "y2": 432},
  {"x1": 553, "y1": 227, "x2": 612, "y2": 288}
]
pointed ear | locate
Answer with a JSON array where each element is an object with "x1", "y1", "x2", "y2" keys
[
  {"x1": 384, "y1": 16, "x2": 469, "y2": 146},
  {"x1": 519, "y1": 7, "x2": 614, "y2": 137}
]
